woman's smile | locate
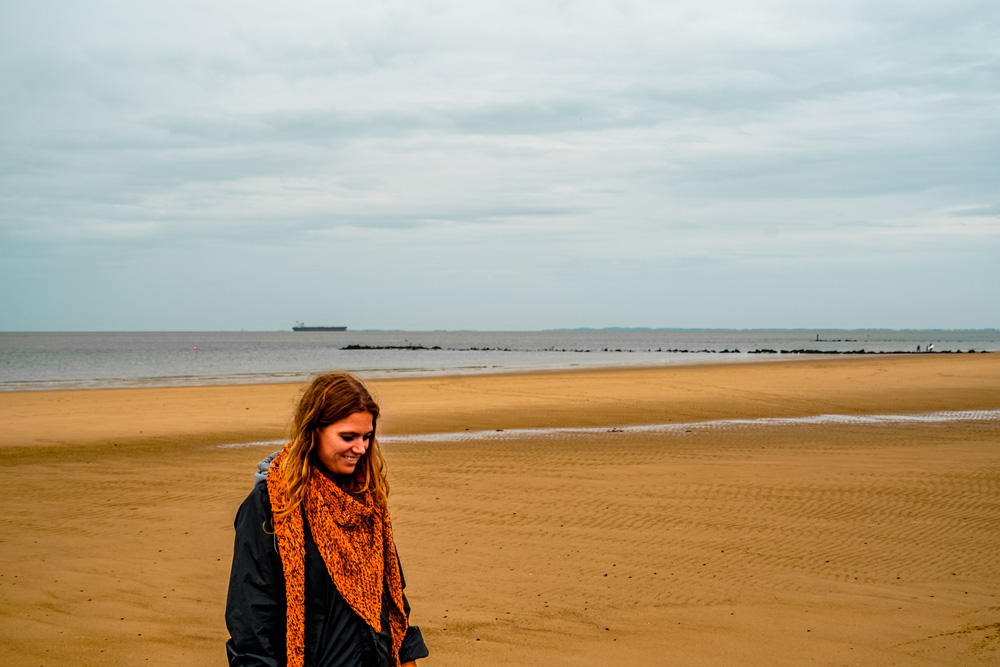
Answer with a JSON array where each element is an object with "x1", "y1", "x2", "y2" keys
[{"x1": 316, "y1": 411, "x2": 374, "y2": 475}]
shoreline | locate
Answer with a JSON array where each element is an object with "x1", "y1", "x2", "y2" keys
[
  {"x1": 3, "y1": 348, "x2": 994, "y2": 394},
  {"x1": 2, "y1": 353, "x2": 999, "y2": 449}
]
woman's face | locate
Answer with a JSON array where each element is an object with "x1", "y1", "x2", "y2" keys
[{"x1": 316, "y1": 411, "x2": 374, "y2": 475}]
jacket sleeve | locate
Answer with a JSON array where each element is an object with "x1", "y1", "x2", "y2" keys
[
  {"x1": 226, "y1": 485, "x2": 287, "y2": 667},
  {"x1": 396, "y1": 548, "x2": 430, "y2": 663}
]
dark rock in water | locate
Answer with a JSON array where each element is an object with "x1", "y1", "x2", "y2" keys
[{"x1": 342, "y1": 344, "x2": 441, "y2": 350}]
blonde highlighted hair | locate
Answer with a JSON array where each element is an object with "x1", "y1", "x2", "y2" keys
[{"x1": 276, "y1": 372, "x2": 388, "y2": 519}]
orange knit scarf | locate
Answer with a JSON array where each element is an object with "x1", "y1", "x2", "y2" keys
[{"x1": 267, "y1": 448, "x2": 407, "y2": 667}]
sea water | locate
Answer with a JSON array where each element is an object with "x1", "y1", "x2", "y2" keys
[{"x1": 0, "y1": 330, "x2": 997, "y2": 391}]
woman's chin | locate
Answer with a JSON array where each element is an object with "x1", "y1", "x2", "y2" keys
[{"x1": 316, "y1": 458, "x2": 358, "y2": 476}]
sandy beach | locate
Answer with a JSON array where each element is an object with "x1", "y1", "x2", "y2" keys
[{"x1": 1, "y1": 354, "x2": 999, "y2": 666}]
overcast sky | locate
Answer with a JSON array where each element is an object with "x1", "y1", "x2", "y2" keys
[{"x1": 1, "y1": 0, "x2": 997, "y2": 331}]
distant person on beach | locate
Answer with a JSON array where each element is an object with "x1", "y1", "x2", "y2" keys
[{"x1": 225, "y1": 372, "x2": 428, "y2": 667}]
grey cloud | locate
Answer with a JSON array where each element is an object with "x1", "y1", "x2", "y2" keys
[
  {"x1": 145, "y1": 98, "x2": 645, "y2": 147},
  {"x1": 951, "y1": 204, "x2": 1000, "y2": 217}
]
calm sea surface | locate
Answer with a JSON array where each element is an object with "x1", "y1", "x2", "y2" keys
[{"x1": 1, "y1": 330, "x2": 997, "y2": 391}]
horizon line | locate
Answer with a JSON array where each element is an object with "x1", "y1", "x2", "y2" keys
[{"x1": 1, "y1": 327, "x2": 998, "y2": 334}]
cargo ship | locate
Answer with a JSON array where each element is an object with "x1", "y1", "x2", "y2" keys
[{"x1": 292, "y1": 321, "x2": 347, "y2": 332}]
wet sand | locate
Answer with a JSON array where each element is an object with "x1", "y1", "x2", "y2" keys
[{"x1": 1, "y1": 354, "x2": 999, "y2": 665}]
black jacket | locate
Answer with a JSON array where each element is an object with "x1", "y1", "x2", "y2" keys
[{"x1": 225, "y1": 481, "x2": 429, "y2": 666}]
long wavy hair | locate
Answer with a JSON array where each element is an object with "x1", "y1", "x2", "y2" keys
[{"x1": 276, "y1": 372, "x2": 388, "y2": 518}]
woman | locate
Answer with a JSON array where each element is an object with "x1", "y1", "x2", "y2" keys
[{"x1": 226, "y1": 372, "x2": 428, "y2": 667}]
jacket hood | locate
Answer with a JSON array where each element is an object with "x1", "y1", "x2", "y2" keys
[{"x1": 254, "y1": 450, "x2": 281, "y2": 488}]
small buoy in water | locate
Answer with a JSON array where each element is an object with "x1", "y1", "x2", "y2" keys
[{"x1": 194, "y1": 346, "x2": 198, "y2": 350}]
